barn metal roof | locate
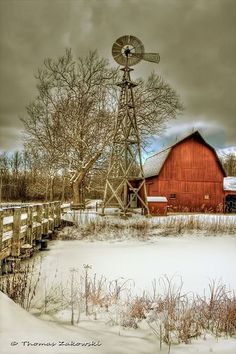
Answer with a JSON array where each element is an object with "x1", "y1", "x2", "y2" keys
[{"x1": 143, "y1": 130, "x2": 226, "y2": 178}]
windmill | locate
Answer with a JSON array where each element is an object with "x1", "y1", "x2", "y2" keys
[{"x1": 102, "y1": 35, "x2": 160, "y2": 216}]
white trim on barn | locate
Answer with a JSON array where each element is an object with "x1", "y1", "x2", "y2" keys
[{"x1": 147, "y1": 196, "x2": 168, "y2": 202}]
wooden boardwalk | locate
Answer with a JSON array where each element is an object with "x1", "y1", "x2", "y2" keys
[{"x1": 0, "y1": 201, "x2": 68, "y2": 266}]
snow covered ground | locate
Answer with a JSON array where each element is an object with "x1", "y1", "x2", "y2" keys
[
  {"x1": 1, "y1": 290, "x2": 236, "y2": 354},
  {"x1": 1, "y1": 213, "x2": 236, "y2": 354},
  {"x1": 35, "y1": 236, "x2": 236, "y2": 296},
  {"x1": 0, "y1": 291, "x2": 157, "y2": 354}
]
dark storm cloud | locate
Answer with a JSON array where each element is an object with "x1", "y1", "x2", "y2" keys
[{"x1": 0, "y1": 0, "x2": 236, "y2": 151}]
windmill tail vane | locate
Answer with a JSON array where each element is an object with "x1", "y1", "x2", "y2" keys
[{"x1": 133, "y1": 52, "x2": 160, "y2": 64}]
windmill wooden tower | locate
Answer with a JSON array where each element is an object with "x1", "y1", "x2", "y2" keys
[{"x1": 102, "y1": 35, "x2": 160, "y2": 216}]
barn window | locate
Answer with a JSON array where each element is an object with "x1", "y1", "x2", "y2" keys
[
  {"x1": 204, "y1": 194, "x2": 210, "y2": 200},
  {"x1": 170, "y1": 194, "x2": 176, "y2": 199}
]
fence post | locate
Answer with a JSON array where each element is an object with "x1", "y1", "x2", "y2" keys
[
  {"x1": 48, "y1": 202, "x2": 51, "y2": 231},
  {"x1": 11, "y1": 207, "x2": 21, "y2": 257},
  {"x1": 57, "y1": 201, "x2": 61, "y2": 226},
  {"x1": 49, "y1": 202, "x2": 55, "y2": 230},
  {"x1": 52, "y1": 201, "x2": 57, "y2": 227},
  {"x1": 52, "y1": 202, "x2": 55, "y2": 227},
  {"x1": 27, "y1": 205, "x2": 33, "y2": 245},
  {"x1": 43, "y1": 203, "x2": 49, "y2": 236},
  {"x1": 54, "y1": 201, "x2": 59, "y2": 228},
  {"x1": 36, "y1": 204, "x2": 43, "y2": 240}
]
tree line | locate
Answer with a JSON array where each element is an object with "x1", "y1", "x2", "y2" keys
[
  {"x1": 0, "y1": 150, "x2": 69, "y2": 202},
  {"x1": 1, "y1": 149, "x2": 235, "y2": 203}
]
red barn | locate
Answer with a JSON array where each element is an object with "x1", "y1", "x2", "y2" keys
[{"x1": 139, "y1": 131, "x2": 228, "y2": 213}]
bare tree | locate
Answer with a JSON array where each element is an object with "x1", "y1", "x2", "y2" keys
[
  {"x1": 22, "y1": 50, "x2": 116, "y2": 206},
  {"x1": 135, "y1": 72, "x2": 183, "y2": 139},
  {"x1": 221, "y1": 153, "x2": 236, "y2": 176},
  {"x1": 22, "y1": 49, "x2": 182, "y2": 206}
]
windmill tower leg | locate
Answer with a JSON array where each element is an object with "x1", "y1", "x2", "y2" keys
[{"x1": 102, "y1": 66, "x2": 149, "y2": 216}]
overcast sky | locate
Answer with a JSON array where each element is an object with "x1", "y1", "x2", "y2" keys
[{"x1": 0, "y1": 0, "x2": 236, "y2": 152}]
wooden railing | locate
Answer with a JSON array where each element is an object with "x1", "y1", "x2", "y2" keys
[{"x1": 0, "y1": 201, "x2": 67, "y2": 262}]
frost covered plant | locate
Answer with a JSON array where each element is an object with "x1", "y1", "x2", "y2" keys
[
  {"x1": 59, "y1": 217, "x2": 152, "y2": 240},
  {"x1": 145, "y1": 277, "x2": 236, "y2": 350},
  {"x1": 121, "y1": 295, "x2": 151, "y2": 329},
  {"x1": 196, "y1": 280, "x2": 236, "y2": 338},
  {"x1": 42, "y1": 281, "x2": 62, "y2": 315},
  {"x1": 129, "y1": 296, "x2": 150, "y2": 320},
  {"x1": 153, "y1": 214, "x2": 236, "y2": 236},
  {"x1": 0, "y1": 259, "x2": 41, "y2": 310}
]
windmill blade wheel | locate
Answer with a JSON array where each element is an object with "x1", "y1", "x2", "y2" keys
[
  {"x1": 112, "y1": 35, "x2": 144, "y2": 66},
  {"x1": 112, "y1": 35, "x2": 160, "y2": 66}
]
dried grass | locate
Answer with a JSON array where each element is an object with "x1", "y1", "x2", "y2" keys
[
  {"x1": 59, "y1": 213, "x2": 236, "y2": 240},
  {"x1": 0, "y1": 259, "x2": 41, "y2": 310}
]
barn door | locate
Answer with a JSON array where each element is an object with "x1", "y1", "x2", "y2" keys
[
  {"x1": 225, "y1": 195, "x2": 236, "y2": 213},
  {"x1": 129, "y1": 192, "x2": 138, "y2": 208}
]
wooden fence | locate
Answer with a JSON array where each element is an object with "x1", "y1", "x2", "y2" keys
[{"x1": 0, "y1": 201, "x2": 65, "y2": 263}]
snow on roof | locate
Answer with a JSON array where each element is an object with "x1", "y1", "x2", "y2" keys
[
  {"x1": 143, "y1": 148, "x2": 171, "y2": 178},
  {"x1": 224, "y1": 177, "x2": 236, "y2": 191},
  {"x1": 143, "y1": 131, "x2": 203, "y2": 178}
]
